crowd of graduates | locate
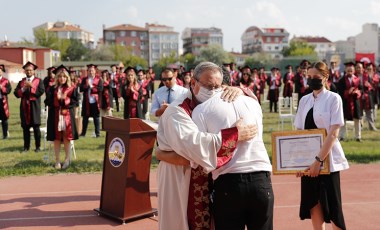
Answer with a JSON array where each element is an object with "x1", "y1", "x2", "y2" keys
[{"x1": 0, "y1": 58, "x2": 379, "y2": 169}]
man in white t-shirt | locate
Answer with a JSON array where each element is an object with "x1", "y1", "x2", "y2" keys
[{"x1": 157, "y1": 62, "x2": 273, "y2": 230}]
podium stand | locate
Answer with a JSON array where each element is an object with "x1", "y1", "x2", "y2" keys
[{"x1": 94, "y1": 116, "x2": 157, "y2": 223}]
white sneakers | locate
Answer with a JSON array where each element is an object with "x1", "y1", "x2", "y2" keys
[{"x1": 55, "y1": 162, "x2": 62, "y2": 169}]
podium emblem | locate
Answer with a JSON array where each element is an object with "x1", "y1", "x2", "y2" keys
[{"x1": 108, "y1": 137, "x2": 126, "y2": 167}]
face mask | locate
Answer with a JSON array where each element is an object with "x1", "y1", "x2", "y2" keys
[
  {"x1": 307, "y1": 78, "x2": 323, "y2": 90},
  {"x1": 195, "y1": 85, "x2": 223, "y2": 103}
]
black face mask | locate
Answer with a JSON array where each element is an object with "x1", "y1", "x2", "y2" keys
[{"x1": 307, "y1": 78, "x2": 323, "y2": 90}]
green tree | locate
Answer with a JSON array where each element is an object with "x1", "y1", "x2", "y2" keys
[
  {"x1": 155, "y1": 51, "x2": 179, "y2": 69},
  {"x1": 244, "y1": 52, "x2": 274, "y2": 68},
  {"x1": 86, "y1": 45, "x2": 115, "y2": 61},
  {"x1": 179, "y1": 53, "x2": 197, "y2": 69},
  {"x1": 62, "y1": 39, "x2": 89, "y2": 61},
  {"x1": 282, "y1": 40, "x2": 317, "y2": 57},
  {"x1": 198, "y1": 44, "x2": 232, "y2": 65},
  {"x1": 33, "y1": 28, "x2": 59, "y2": 50}
]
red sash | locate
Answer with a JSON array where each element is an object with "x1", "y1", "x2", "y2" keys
[
  {"x1": 0, "y1": 78, "x2": 10, "y2": 118},
  {"x1": 179, "y1": 96, "x2": 239, "y2": 230},
  {"x1": 21, "y1": 78, "x2": 40, "y2": 125}
]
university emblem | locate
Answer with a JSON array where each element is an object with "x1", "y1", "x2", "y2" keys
[{"x1": 108, "y1": 137, "x2": 126, "y2": 167}]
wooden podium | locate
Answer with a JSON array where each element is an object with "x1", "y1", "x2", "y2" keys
[{"x1": 94, "y1": 116, "x2": 157, "y2": 223}]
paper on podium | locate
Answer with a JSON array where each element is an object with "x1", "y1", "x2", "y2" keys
[{"x1": 142, "y1": 119, "x2": 158, "y2": 131}]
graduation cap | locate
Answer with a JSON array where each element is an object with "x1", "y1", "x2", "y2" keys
[
  {"x1": 53, "y1": 65, "x2": 69, "y2": 75},
  {"x1": 124, "y1": 66, "x2": 136, "y2": 74},
  {"x1": 344, "y1": 61, "x2": 355, "y2": 67},
  {"x1": 285, "y1": 65, "x2": 292, "y2": 69},
  {"x1": 110, "y1": 64, "x2": 118, "y2": 68},
  {"x1": 46, "y1": 66, "x2": 56, "y2": 71},
  {"x1": 0, "y1": 64, "x2": 6, "y2": 72},
  {"x1": 86, "y1": 64, "x2": 98, "y2": 69},
  {"x1": 222, "y1": 63, "x2": 231, "y2": 67},
  {"x1": 270, "y1": 67, "x2": 278, "y2": 71},
  {"x1": 241, "y1": 65, "x2": 251, "y2": 71},
  {"x1": 101, "y1": 69, "x2": 110, "y2": 74},
  {"x1": 23, "y1": 61, "x2": 38, "y2": 70},
  {"x1": 259, "y1": 66, "x2": 265, "y2": 70},
  {"x1": 230, "y1": 62, "x2": 236, "y2": 66}
]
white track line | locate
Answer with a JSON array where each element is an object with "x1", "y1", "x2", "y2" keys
[{"x1": 275, "y1": 201, "x2": 380, "y2": 209}]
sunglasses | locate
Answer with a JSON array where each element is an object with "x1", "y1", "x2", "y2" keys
[{"x1": 162, "y1": 77, "x2": 173, "y2": 81}]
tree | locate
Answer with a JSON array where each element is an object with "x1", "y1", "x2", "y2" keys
[
  {"x1": 244, "y1": 52, "x2": 274, "y2": 68},
  {"x1": 198, "y1": 44, "x2": 232, "y2": 65},
  {"x1": 62, "y1": 39, "x2": 89, "y2": 61},
  {"x1": 155, "y1": 51, "x2": 179, "y2": 69},
  {"x1": 282, "y1": 40, "x2": 317, "y2": 57},
  {"x1": 33, "y1": 28, "x2": 59, "y2": 50},
  {"x1": 179, "y1": 53, "x2": 197, "y2": 69}
]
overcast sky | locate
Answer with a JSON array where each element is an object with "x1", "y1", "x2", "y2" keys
[{"x1": 1, "y1": 0, "x2": 380, "y2": 53}]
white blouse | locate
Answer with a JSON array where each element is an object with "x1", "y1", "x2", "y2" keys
[{"x1": 294, "y1": 88, "x2": 349, "y2": 172}]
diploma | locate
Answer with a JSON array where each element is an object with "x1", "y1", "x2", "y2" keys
[{"x1": 271, "y1": 129, "x2": 329, "y2": 175}]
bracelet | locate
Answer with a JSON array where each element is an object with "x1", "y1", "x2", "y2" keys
[{"x1": 315, "y1": 156, "x2": 324, "y2": 163}]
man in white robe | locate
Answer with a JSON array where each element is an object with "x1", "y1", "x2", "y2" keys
[{"x1": 156, "y1": 62, "x2": 256, "y2": 230}]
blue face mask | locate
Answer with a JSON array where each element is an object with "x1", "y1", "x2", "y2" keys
[{"x1": 195, "y1": 85, "x2": 223, "y2": 103}]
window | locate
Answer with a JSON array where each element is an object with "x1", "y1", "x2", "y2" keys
[
  {"x1": 140, "y1": 32, "x2": 147, "y2": 39},
  {"x1": 120, "y1": 41, "x2": 126, "y2": 46},
  {"x1": 275, "y1": 46, "x2": 279, "y2": 50},
  {"x1": 120, "y1": 31, "x2": 126, "y2": 37},
  {"x1": 266, "y1": 37, "x2": 271, "y2": 43},
  {"x1": 171, "y1": 43, "x2": 177, "y2": 49},
  {"x1": 152, "y1": 43, "x2": 159, "y2": 49},
  {"x1": 131, "y1": 31, "x2": 136, "y2": 37},
  {"x1": 275, "y1": 37, "x2": 279, "y2": 43},
  {"x1": 131, "y1": 41, "x2": 136, "y2": 46},
  {"x1": 105, "y1": 32, "x2": 115, "y2": 40}
]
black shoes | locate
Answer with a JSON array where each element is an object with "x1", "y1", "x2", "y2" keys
[
  {"x1": 21, "y1": 148, "x2": 29, "y2": 153},
  {"x1": 34, "y1": 148, "x2": 42, "y2": 152},
  {"x1": 356, "y1": 138, "x2": 362, "y2": 142}
]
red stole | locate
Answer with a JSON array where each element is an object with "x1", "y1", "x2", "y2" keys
[
  {"x1": 0, "y1": 77, "x2": 10, "y2": 118},
  {"x1": 20, "y1": 77, "x2": 41, "y2": 125},
  {"x1": 53, "y1": 86, "x2": 75, "y2": 140},
  {"x1": 179, "y1": 96, "x2": 239, "y2": 230},
  {"x1": 84, "y1": 76, "x2": 101, "y2": 117}
]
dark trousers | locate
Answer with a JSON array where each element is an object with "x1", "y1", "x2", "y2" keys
[
  {"x1": 142, "y1": 96, "x2": 148, "y2": 115},
  {"x1": 82, "y1": 103, "x2": 100, "y2": 137},
  {"x1": 22, "y1": 124, "x2": 41, "y2": 150},
  {"x1": 112, "y1": 88, "x2": 119, "y2": 112},
  {"x1": 268, "y1": 89, "x2": 278, "y2": 113},
  {"x1": 213, "y1": 171, "x2": 274, "y2": 230},
  {"x1": 1, "y1": 119, "x2": 8, "y2": 138}
]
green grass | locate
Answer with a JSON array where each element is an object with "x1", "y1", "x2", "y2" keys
[{"x1": 1, "y1": 83, "x2": 379, "y2": 177}]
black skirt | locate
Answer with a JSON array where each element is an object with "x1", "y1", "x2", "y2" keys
[
  {"x1": 300, "y1": 107, "x2": 346, "y2": 229},
  {"x1": 300, "y1": 172, "x2": 346, "y2": 230}
]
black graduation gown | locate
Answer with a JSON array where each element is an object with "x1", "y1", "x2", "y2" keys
[{"x1": 14, "y1": 77, "x2": 45, "y2": 127}]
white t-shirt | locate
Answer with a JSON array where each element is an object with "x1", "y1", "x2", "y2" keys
[
  {"x1": 293, "y1": 88, "x2": 349, "y2": 172},
  {"x1": 192, "y1": 92, "x2": 272, "y2": 180}
]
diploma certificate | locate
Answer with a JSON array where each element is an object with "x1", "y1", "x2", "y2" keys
[{"x1": 271, "y1": 129, "x2": 329, "y2": 175}]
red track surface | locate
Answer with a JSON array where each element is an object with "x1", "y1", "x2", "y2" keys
[{"x1": 1, "y1": 163, "x2": 379, "y2": 229}]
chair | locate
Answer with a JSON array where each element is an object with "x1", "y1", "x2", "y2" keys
[
  {"x1": 30, "y1": 107, "x2": 48, "y2": 150},
  {"x1": 345, "y1": 120, "x2": 355, "y2": 138},
  {"x1": 278, "y1": 97, "x2": 295, "y2": 130},
  {"x1": 292, "y1": 93, "x2": 298, "y2": 114}
]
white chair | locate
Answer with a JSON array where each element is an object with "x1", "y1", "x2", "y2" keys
[
  {"x1": 30, "y1": 108, "x2": 48, "y2": 149},
  {"x1": 278, "y1": 97, "x2": 295, "y2": 130},
  {"x1": 345, "y1": 120, "x2": 355, "y2": 138},
  {"x1": 292, "y1": 93, "x2": 298, "y2": 114}
]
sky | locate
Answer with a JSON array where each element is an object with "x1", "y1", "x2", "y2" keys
[{"x1": 1, "y1": 0, "x2": 380, "y2": 53}]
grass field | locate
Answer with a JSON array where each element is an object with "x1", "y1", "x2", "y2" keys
[{"x1": 1, "y1": 83, "x2": 379, "y2": 177}]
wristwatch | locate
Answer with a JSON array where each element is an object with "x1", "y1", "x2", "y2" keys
[{"x1": 315, "y1": 156, "x2": 324, "y2": 163}]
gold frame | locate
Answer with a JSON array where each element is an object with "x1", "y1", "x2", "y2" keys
[{"x1": 271, "y1": 129, "x2": 329, "y2": 175}]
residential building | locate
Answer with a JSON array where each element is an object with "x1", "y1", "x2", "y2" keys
[
  {"x1": 33, "y1": 21, "x2": 94, "y2": 48},
  {"x1": 146, "y1": 23, "x2": 179, "y2": 66},
  {"x1": 103, "y1": 24, "x2": 149, "y2": 64},
  {"x1": 0, "y1": 42, "x2": 59, "y2": 82},
  {"x1": 182, "y1": 27, "x2": 223, "y2": 55},
  {"x1": 292, "y1": 36, "x2": 335, "y2": 59},
  {"x1": 241, "y1": 26, "x2": 289, "y2": 59},
  {"x1": 335, "y1": 37, "x2": 355, "y2": 60},
  {"x1": 355, "y1": 23, "x2": 380, "y2": 62},
  {"x1": 229, "y1": 52, "x2": 250, "y2": 67}
]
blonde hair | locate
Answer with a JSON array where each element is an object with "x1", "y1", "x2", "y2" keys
[
  {"x1": 311, "y1": 61, "x2": 330, "y2": 90},
  {"x1": 54, "y1": 70, "x2": 72, "y2": 87}
]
